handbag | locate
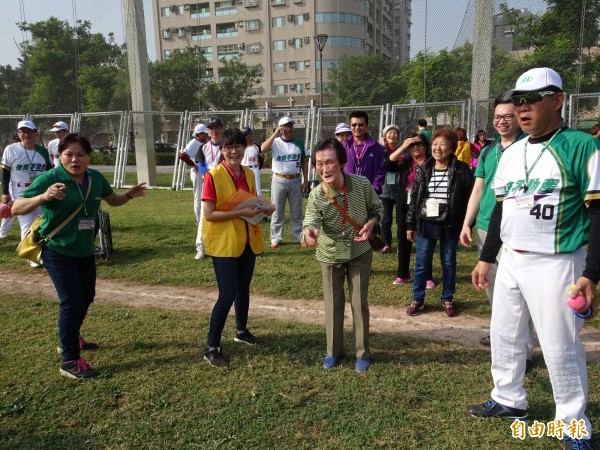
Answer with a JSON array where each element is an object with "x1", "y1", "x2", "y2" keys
[
  {"x1": 321, "y1": 183, "x2": 386, "y2": 251},
  {"x1": 420, "y1": 199, "x2": 448, "y2": 222},
  {"x1": 16, "y1": 178, "x2": 92, "y2": 264}
]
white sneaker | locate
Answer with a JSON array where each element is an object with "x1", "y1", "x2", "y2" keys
[
  {"x1": 29, "y1": 260, "x2": 43, "y2": 268},
  {"x1": 195, "y1": 248, "x2": 205, "y2": 260},
  {"x1": 0, "y1": 232, "x2": 8, "y2": 238}
]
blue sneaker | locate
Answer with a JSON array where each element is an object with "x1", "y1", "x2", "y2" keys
[
  {"x1": 355, "y1": 357, "x2": 371, "y2": 372},
  {"x1": 322, "y1": 355, "x2": 339, "y2": 369},
  {"x1": 564, "y1": 437, "x2": 594, "y2": 450},
  {"x1": 468, "y1": 399, "x2": 528, "y2": 420}
]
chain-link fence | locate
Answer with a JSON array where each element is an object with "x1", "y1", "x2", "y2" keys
[{"x1": 2, "y1": 0, "x2": 599, "y2": 188}]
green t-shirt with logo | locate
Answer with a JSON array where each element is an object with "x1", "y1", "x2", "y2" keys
[{"x1": 22, "y1": 165, "x2": 113, "y2": 257}]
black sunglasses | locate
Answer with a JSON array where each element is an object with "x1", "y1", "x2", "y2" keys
[{"x1": 511, "y1": 91, "x2": 557, "y2": 106}]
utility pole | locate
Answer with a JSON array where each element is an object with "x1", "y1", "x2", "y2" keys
[
  {"x1": 470, "y1": 0, "x2": 494, "y2": 138},
  {"x1": 123, "y1": 0, "x2": 157, "y2": 186}
]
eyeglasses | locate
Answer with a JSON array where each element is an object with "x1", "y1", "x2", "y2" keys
[
  {"x1": 350, "y1": 123, "x2": 366, "y2": 127},
  {"x1": 493, "y1": 114, "x2": 514, "y2": 122},
  {"x1": 511, "y1": 91, "x2": 557, "y2": 106},
  {"x1": 221, "y1": 145, "x2": 244, "y2": 153}
]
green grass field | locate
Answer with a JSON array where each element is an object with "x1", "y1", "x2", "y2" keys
[{"x1": 0, "y1": 176, "x2": 598, "y2": 449}]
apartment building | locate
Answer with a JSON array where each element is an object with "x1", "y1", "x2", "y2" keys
[{"x1": 152, "y1": 0, "x2": 411, "y2": 107}]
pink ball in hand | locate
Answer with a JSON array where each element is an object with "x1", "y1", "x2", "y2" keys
[{"x1": 567, "y1": 290, "x2": 587, "y2": 311}]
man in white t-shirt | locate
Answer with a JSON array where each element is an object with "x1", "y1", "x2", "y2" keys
[
  {"x1": 0, "y1": 134, "x2": 21, "y2": 239},
  {"x1": 261, "y1": 116, "x2": 309, "y2": 248},
  {"x1": 47, "y1": 121, "x2": 69, "y2": 167},
  {"x1": 1, "y1": 120, "x2": 52, "y2": 266},
  {"x1": 179, "y1": 123, "x2": 209, "y2": 224},
  {"x1": 195, "y1": 116, "x2": 224, "y2": 259},
  {"x1": 241, "y1": 127, "x2": 263, "y2": 196}
]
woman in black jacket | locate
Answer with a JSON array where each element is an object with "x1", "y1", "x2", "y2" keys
[{"x1": 405, "y1": 128, "x2": 474, "y2": 317}]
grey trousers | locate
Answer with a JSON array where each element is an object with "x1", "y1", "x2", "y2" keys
[
  {"x1": 320, "y1": 250, "x2": 372, "y2": 360},
  {"x1": 270, "y1": 175, "x2": 303, "y2": 244}
]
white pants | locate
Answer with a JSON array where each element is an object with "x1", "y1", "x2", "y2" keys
[
  {"x1": 478, "y1": 229, "x2": 534, "y2": 359},
  {"x1": 490, "y1": 246, "x2": 590, "y2": 437},
  {"x1": 11, "y1": 184, "x2": 41, "y2": 239},
  {"x1": 269, "y1": 176, "x2": 303, "y2": 244},
  {"x1": 191, "y1": 170, "x2": 203, "y2": 224},
  {"x1": 250, "y1": 168, "x2": 261, "y2": 197},
  {"x1": 0, "y1": 184, "x2": 15, "y2": 237}
]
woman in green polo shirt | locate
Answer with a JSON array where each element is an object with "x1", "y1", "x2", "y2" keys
[{"x1": 12, "y1": 133, "x2": 146, "y2": 379}]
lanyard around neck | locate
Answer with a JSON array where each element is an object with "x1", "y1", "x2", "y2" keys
[{"x1": 522, "y1": 127, "x2": 563, "y2": 192}]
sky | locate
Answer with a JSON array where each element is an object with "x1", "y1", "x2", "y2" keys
[{"x1": 0, "y1": 0, "x2": 547, "y2": 67}]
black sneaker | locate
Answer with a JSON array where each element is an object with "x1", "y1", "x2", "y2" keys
[
  {"x1": 59, "y1": 358, "x2": 98, "y2": 379},
  {"x1": 204, "y1": 348, "x2": 229, "y2": 368},
  {"x1": 564, "y1": 436, "x2": 594, "y2": 449},
  {"x1": 234, "y1": 330, "x2": 257, "y2": 345},
  {"x1": 468, "y1": 399, "x2": 528, "y2": 420},
  {"x1": 57, "y1": 336, "x2": 99, "y2": 354}
]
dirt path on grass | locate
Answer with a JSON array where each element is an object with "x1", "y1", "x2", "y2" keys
[{"x1": 3, "y1": 267, "x2": 600, "y2": 361}]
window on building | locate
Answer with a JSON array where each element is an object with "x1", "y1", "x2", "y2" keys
[
  {"x1": 326, "y1": 36, "x2": 363, "y2": 48},
  {"x1": 215, "y1": 1, "x2": 237, "y2": 16},
  {"x1": 162, "y1": 29, "x2": 173, "y2": 39},
  {"x1": 289, "y1": 60, "x2": 306, "y2": 71},
  {"x1": 246, "y1": 42, "x2": 261, "y2": 53},
  {"x1": 273, "y1": 62, "x2": 287, "y2": 73},
  {"x1": 191, "y1": 25, "x2": 211, "y2": 40},
  {"x1": 161, "y1": 7, "x2": 170, "y2": 17},
  {"x1": 273, "y1": 40, "x2": 286, "y2": 51},
  {"x1": 201, "y1": 68, "x2": 214, "y2": 82},
  {"x1": 271, "y1": 0, "x2": 286, "y2": 5},
  {"x1": 174, "y1": 5, "x2": 184, "y2": 15},
  {"x1": 291, "y1": 83, "x2": 304, "y2": 94},
  {"x1": 293, "y1": 38, "x2": 303, "y2": 48},
  {"x1": 217, "y1": 44, "x2": 240, "y2": 60},
  {"x1": 315, "y1": 12, "x2": 362, "y2": 25},
  {"x1": 273, "y1": 85, "x2": 288, "y2": 95},
  {"x1": 316, "y1": 59, "x2": 338, "y2": 72},
  {"x1": 293, "y1": 14, "x2": 304, "y2": 25},
  {"x1": 216, "y1": 23, "x2": 238, "y2": 38},
  {"x1": 190, "y1": 3, "x2": 210, "y2": 19},
  {"x1": 195, "y1": 46, "x2": 212, "y2": 61},
  {"x1": 272, "y1": 16, "x2": 285, "y2": 27},
  {"x1": 164, "y1": 49, "x2": 173, "y2": 58},
  {"x1": 244, "y1": 19, "x2": 260, "y2": 31}
]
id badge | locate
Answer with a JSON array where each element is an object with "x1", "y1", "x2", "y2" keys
[
  {"x1": 515, "y1": 194, "x2": 534, "y2": 209},
  {"x1": 406, "y1": 188, "x2": 411, "y2": 204},
  {"x1": 426, "y1": 198, "x2": 440, "y2": 217},
  {"x1": 78, "y1": 218, "x2": 95, "y2": 230},
  {"x1": 386, "y1": 172, "x2": 396, "y2": 184},
  {"x1": 335, "y1": 240, "x2": 352, "y2": 260}
]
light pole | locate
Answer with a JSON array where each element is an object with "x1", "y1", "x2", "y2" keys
[{"x1": 314, "y1": 33, "x2": 328, "y2": 108}]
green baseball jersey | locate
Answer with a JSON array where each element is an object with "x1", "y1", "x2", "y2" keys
[{"x1": 493, "y1": 127, "x2": 600, "y2": 254}]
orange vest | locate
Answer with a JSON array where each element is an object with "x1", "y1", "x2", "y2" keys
[{"x1": 202, "y1": 164, "x2": 264, "y2": 257}]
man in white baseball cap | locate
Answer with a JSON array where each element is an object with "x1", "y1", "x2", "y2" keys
[
  {"x1": 469, "y1": 67, "x2": 600, "y2": 449},
  {"x1": 179, "y1": 123, "x2": 210, "y2": 231},
  {"x1": 48, "y1": 121, "x2": 70, "y2": 167},
  {"x1": 261, "y1": 116, "x2": 309, "y2": 248},
  {"x1": 1, "y1": 120, "x2": 52, "y2": 266}
]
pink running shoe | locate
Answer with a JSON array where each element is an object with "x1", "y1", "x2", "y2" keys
[
  {"x1": 426, "y1": 280, "x2": 436, "y2": 289},
  {"x1": 393, "y1": 277, "x2": 413, "y2": 285}
]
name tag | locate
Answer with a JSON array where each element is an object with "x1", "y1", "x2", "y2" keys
[
  {"x1": 386, "y1": 172, "x2": 396, "y2": 184},
  {"x1": 426, "y1": 198, "x2": 440, "y2": 217},
  {"x1": 78, "y1": 218, "x2": 95, "y2": 230},
  {"x1": 515, "y1": 194, "x2": 534, "y2": 209},
  {"x1": 335, "y1": 239, "x2": 352, "y2": 260}
]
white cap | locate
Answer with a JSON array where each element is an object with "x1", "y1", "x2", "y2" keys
[
  {"x1": 193, "y1": 123, "x2": 209, "y2": 136},
  {"x1": 502, "y1": 67, "x2": 563, "y2": 101},
  {"x1": 334, "y1": 123, "x2": 351, "y2": 135},
  {"x1": 278, "y1": 116, "x2": 294, "y2": 127},
  {"x1": 50, "y1": 121, "x2": 69, "y2": 132},
  {"x1": 17, "y1": 120, "x2": 37, "y2": 131}
]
